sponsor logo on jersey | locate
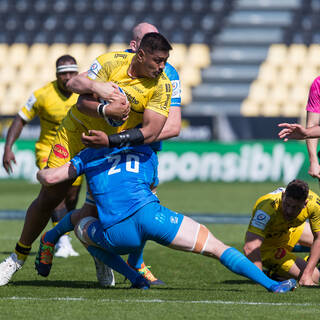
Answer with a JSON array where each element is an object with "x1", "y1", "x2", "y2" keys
[
  {"x1": 53, "y1": 144, "x2": 69, "y2": 159},
  {"x1": 114, "y1": 53, "x2": 127, "y2": 59},
  {"x1": 88, "y1": 60, "x2": 101, "y2": 80},
  {"x1": 171, "y1": 80, "x2": 181, "y2": 99},
  {"x1": 274, "y1": 247, "x2": 287, "y2": 259},
  {"x1": 25, "y1": 93, "x2": 37, "y2": 111},
  {"x1": 251, "y1": 210, "x2": 270, "y2": 230}
]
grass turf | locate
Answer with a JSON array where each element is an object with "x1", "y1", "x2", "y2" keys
[
  {"x1": 0, "y1": 222, "x2": 319, "y2": 320},
  {"x1": 1, "y1": 179, "x2": 320, "y2": 213}
]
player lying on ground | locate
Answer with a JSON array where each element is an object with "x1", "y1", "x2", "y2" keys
[
  {"x1": 35, "y1": 144, "x2": 296, "y2": 292},
  {"x1": 243, "y1": 180, "x2": 320, "y2": 286}
]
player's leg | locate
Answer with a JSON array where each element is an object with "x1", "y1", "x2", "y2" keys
[
  {"x1": 169, "y1": 215, "x2": 296, "y2": 292},
  {"x1": 53, "y1": 182, "x2": 82, "y2": 258},
  {"x1": 74, "y1": 217, "x2": 149, "y2": 289},
  {"x1": 0, "y1": 180, "x2": 73, "y2": 286},
  {"x1": 262, "y1": 247, "x2": 320, "y2": 284}
]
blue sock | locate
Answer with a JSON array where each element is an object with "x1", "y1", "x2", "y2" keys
[
  {"x1": 44, "y1": 210, "x2": 75, "y2": 244},
  {"x1": 87, "y1": 246, "x2": 140, "y2": 284},
  {"x1": 292, "y1": 245, "x2": 310, "y2": 252},
  {"x1": 127, "y1": 247, "x2": 144, "y2": 269},
  {"x1": 220, "y1": 247, "x2": 278, "y2": 290}
]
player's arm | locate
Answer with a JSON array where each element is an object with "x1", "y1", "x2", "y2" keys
[
  {"x1": 76, "y1": 92, "x2": 130, "y2": 121},
  {"x1": 37, "y1": 162, "x2": 78, "y2": 186},
  {"x1": 2, "y1": 115, "x2": 27, "y2": 174},
  {"x1": 278, "y1": 123, "x2": 320, "y2": 140},
  {"x1": 306, "y1": 111, "x2": 320, "y2": 179},
  {"x1": 82, "y1": 109, "x2": 167, "y2": 148},
  {"x1": 155, "y1": 106, "x2": 181, "y2": 141},
  {"x1": 243, "y1": 231, "x2": 264, "y2": 270},
  {"x1": 299, "y1": 230, "x2": 320, "y2": 286}
]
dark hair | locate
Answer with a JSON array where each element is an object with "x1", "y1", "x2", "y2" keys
[
  {"x1": 139, "y1": 32, "x2": 172, "y2": 53},
  {"x1": 285, "y1": 179, "x2": 309, "y2": 201},
  {"x1": 56, "y1": 54, "x2": 77, "y2": 67}
]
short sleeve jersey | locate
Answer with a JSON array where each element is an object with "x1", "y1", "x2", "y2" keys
[
  {"x1": 69, "y1": 51, "x2": 172, "y2": 135},
  {"x1": 306, "y1": 76, "x2": 320, "y2": 113},
  {"x1": 71, "y1": 145, "x2": 159, "y2": 229},
  {"x1": 18, "y1": 81, "x2": 79, "y2": 148},
  {"x1": 247, "y1": 188, "x2": 320, "y2": 247}
]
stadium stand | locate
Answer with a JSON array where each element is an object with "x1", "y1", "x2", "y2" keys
[{"x1": 0, "y1": 0, "x2": 319, "y2": 118}]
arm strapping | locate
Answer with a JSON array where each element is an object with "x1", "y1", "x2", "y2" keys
[{"x1": 108, "y1": 128, "x2": 144, "y2": 148}]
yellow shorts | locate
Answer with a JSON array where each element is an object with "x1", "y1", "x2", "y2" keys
[
  {"x1": 261, "y1": 222, "x2": 305, "y2": 277},
  {"x1": 46, "y1": 114, "x2": 87, "y2": 186}
]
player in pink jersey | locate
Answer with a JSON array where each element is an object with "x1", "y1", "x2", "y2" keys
[{"x1": 305, "y1": 76, "x2": 320, "y2": 179}]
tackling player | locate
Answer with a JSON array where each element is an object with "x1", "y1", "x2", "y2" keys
[
  {"x1": 243, "y1": 179, "x2": 320, "y2": 286},
  {"x1": 0, "y1": 33, "x2": 172, "y2": 286},
  {"x1": 2, "y1": 55, "x2": 81, "y2": 258},
  {"x1": 35, "y1": 144, "x2": 296, "y2": 293}
]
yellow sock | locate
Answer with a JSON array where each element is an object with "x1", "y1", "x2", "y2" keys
[{"x1": 15, "y1": 242, "x2": 31, "y2": 262}]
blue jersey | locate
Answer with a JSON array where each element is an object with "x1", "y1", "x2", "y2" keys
[
  {"x1": 71, "y1": 145, "x2": 159, "y2": 229},
  {"x1": 125, "y1": 49, "x2": 181, "y2": 152}
]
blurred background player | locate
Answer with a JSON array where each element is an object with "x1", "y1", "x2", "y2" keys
[
  {"x1": 2, "y1": 55, "x2": 81, "y2": 258},
  {"x1": 0, "y1": 33, "x2": 171, "y2": 286},
  {"x1": 243, "y1": 179, "x2": 320, "y2": 286},
  {"x1": 35, "y1": 142, "x2": 296, "y2": 293},
  {"x1": 305, "y1": 76, "x2": 320, "y2": 180}
]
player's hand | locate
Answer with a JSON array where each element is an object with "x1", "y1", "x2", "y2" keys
[
  {"x1": 92, "y1": 82, "x2": 119, "y2": 101},
  {"x1": 278, "y1": 123, "x2": 307, "y2": 141},
  {"x1": 308, "y1": 162, "x2": 320, "y2": 179},
  {"x1": 81, "y1": 130, "x2": 109, "y2": 148},
  {"x1": 299, "y1": 274, "x2": 318, "y2": 286},
  {"x1": 2, "y1": 149, "x2": 16, "y2": 174},
  {"x1": 104, "y1": 94, "x2": 130, "y2": 121}
]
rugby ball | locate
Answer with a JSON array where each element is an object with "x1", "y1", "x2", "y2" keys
[{"x1": 99, "y1": 87, "x2": 127, "y2": 127}]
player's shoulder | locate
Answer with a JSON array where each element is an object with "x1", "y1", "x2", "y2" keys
[
  {"x1": 164, "y1": 62, "x2": 179, "y2": 80},
  {"x1": 97, "y1": 51, "x2": 133, "y2": 64},
  {"x1": 310, "y1": 76, "x2": 320, "y2": 88},
  {"x1": 33, "y1": 81, "x2": 56, "y2": 98},
  {"x1": 307, "y1": 189, "x2": 320, "y2": 205},
  {"x1": 255, "y1": 189, "x2": 282, "y2": 210}
]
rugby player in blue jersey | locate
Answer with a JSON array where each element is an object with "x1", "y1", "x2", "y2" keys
[{"x1": 35, "y1": 144, "x2": 296, "y2": 293}]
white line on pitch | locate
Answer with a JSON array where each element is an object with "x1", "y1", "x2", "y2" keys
[{"x1": 0, "y1": 297, "x2": 317, "y2": 307}]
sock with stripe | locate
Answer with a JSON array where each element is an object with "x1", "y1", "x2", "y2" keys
[{"x1": 14, "y1": 241, "x2": 31, "y2": 262}]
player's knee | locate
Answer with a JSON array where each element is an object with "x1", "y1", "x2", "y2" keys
[
  {"x1": 74, "y1": 216, "x2": 98, "y2": 245},
  {"x1": 192, "y1": 224, "x2": 210, "y2": 254}
]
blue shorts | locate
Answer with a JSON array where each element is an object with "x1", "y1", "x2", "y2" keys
[{"x1": 87, "y1": 201, "x2": 184, "y2": 255}]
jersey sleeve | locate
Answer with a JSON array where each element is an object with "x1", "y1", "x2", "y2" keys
[
  {"x1": 70, "y1": 155, "x2": 85, "y2": 176},
  {"x1": 306, "y1": 77, "x2": 320, "y2": 113},
  {"x1": 308, "y1": 192, "x2": 320, "y2": 233},
  {"x1": 18, "y1": 92, "x2": 39, "y2": 122},
  {"x1": 165, "y1": 63, "x2": 181, "y2": 107},
  {"x1": 247, "y1": 198, "x2": 271, "y2": 238},
  {"x1": 146, "y1": 77, "x2": 172, "y2": 117}
]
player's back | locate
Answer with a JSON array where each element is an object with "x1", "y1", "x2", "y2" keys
[{"x1": 72, "y1": 145, "x2": 159, "y2": 229}]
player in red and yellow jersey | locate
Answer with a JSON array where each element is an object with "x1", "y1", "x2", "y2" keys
[
  {"x1": 2, "y1": 55, "x2": 81, "y2": 259},
  {"x1": 243, "y1": 179, "x2": 320, "y2": 286}
]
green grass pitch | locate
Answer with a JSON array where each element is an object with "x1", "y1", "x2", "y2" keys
[{"x1": 1, "y1": 180, "x2": 320, "y2": 319}]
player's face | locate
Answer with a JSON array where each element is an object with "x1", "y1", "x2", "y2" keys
[
  {"x1": 281, "y1": 193, "x2": 307, "y2": 220},
  {"x1": 56, "y1": 70, "x2": 78, "y2": 92},
  {"x1": 141, "y1": 49, "x2": 169, "y2": 78}
]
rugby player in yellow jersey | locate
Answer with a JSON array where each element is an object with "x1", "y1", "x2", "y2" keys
[
  {"x1": 243, "y1": 179, "x2": 320, "y2": 286},
  {"x1": 2, "y1": 55, "x2": 81, "y2": 258},
  {"x1": 0, "y1": 33, "x2": 172, "y2": 286}
]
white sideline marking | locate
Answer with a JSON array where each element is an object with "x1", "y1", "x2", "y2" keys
[{"x1": 0, "y1": 297, "x2": 316, "y2": 306}]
